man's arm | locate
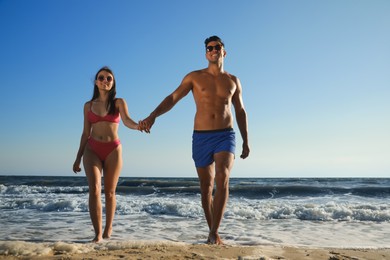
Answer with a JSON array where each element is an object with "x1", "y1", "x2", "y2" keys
[
  {"x1": 141, "y1": 73, "x2": 193, "y2": 131},
  {"x1": 232, "y1": 77, "x2": 250, "y2": 159}
]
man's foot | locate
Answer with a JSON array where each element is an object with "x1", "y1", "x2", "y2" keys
[{"x1": 207, "y1": 232, "x2": 223, "y2": 245}]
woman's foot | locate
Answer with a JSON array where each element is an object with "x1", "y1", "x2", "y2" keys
[
  {"x1": 207, "y1": 232, "x2": 223, "y2": 245},
  {"x1": 92, "y1": 235, "x2": 103, "y2": 243},
  {"x1": 103, "y1": 227, "x2": 112, "y2": 239}
]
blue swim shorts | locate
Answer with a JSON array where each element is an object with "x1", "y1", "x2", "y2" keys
[{"x1": 192, "y1": 128, "x2": 236, "y2": 168}]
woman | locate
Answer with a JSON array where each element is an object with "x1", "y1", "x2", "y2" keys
[{"x1": 73, "y1": 66, "x2": 140, "y2": 243}]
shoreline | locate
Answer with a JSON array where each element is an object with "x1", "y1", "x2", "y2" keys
[{"x1": 0, "y1": 241, "x2": 389, "y2": 260}]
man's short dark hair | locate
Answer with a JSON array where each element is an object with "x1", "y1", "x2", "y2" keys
[{"x1": 204, "y1": 35, "x2": 225, "y2": 48}]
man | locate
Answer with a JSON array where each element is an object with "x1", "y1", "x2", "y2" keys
[{"x1": 140, "y1": 36, "x2": 250, "y2": 245}]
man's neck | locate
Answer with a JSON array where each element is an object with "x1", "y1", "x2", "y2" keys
[{"x1": 207, "y1": 62, "x2": 224, "y2": 75}]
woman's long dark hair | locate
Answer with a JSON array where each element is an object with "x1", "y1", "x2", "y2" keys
[{"x1": 91, "y1": 66, "x2": 117, "y2": 115}]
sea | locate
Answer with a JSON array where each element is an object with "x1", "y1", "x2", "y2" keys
[{"x1": 1, "y1": 176, "x2": 390, "y2": 256}]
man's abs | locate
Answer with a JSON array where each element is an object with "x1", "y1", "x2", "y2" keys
[{"x1": 193, "y1": 111, "x2": 233, "y2": 131}]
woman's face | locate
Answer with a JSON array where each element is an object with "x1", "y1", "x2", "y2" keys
[{"x1": 96, "y1": 70, "x2": 114, "y2": 91}]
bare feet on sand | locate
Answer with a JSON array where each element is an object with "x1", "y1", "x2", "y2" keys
[
  {"x1": 92, "y1": 227, "x2": 111, "y2": 242},
  {"x1": 207, "y1": 232, "x2": 224, "y2": 245}
]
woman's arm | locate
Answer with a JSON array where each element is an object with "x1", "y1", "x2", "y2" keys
[
  {"x1": 73, "y1": 102, "x2": 92, "y2": 173},
  {"x1": 116, "y1": 98, "x2": 140, "y2": 130}
]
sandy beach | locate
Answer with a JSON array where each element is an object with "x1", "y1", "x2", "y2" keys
[{"x1": 0, "y1": 241, "x2": 389, "y2": 260}]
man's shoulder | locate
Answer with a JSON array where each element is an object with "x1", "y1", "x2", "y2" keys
[
  {"x1": 187, "y1": 69, "x2": 207, "y2": 76},
  {"x1": 223, "y1": 71, "x2": 237, "y2": 79},
  {"x1": 182, "y1": 69, "x2": 207, "y2": 82}
]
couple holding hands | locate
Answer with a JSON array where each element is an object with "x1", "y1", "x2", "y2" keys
[{"x1": 73, "y1": 36, "x2": 250, "y2": 244}]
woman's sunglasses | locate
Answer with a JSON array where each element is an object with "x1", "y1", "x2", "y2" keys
[
  {"x1": 206, "y1": 44, "x2": 222, "y2": 52},
  {"x1": 98, "y1": 75, "x2": 113, "y2": 82}
]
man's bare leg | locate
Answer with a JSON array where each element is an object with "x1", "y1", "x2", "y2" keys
[
  {"x1": 197, "y1": 165, "x2": 215, "y2": 241},
  {"x1": 208, "y1": 152, "x2": 234, "y2": 245}
]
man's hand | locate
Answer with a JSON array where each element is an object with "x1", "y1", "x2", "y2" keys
[
  {"x1": 139, "y1": 115, "x2": 156, "y2": 133},
  {"x1": 240, "y1": 143, "x2": 250, "y2": 159}
]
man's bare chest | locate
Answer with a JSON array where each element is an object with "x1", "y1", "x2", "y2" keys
[{"x1": 193, "y1": 76, "x2": 236, "y2": 97}]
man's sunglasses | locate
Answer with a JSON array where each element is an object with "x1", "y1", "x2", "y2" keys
[
  {"x1": 97, "y1": 75, "x2": 113, "y2": 82},
  {"x1": 206, "y1": 44, "x2": 222, "y2": 52}
]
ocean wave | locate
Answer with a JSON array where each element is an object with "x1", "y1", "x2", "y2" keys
[
  {"x1": 226, "y1": 199, "x2": 390, "y2": 222},
  {"x1": 2, "y1": 177, "x2": 390, "y2": 199},
  {"x1": 228, "y1": 185, "x2": 390, "y2": 199},
  {"x1": 0, "y1": 184, "x2": 87, "y2": 195},
  {"x1": 1, "y1": 177, "x2": 390, "y2": 223},
  {"x1": 0, "y1": 195, "x2": 87, "y2": 212},
  {"x1": 1, "y1": 191, "x2": 389, "y2": 222}
]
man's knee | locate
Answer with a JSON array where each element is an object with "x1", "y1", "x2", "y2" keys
[
  {"x1": 216, "y1": 180, "x2": 229, "y2": 192},
  {"x1": 215, "y1": 171, "x2": 230, "y2": 191},
  {"x1": 199, "y1": 180, "x2": 213, "y2": 195}
]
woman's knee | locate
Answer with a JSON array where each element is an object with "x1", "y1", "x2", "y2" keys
[
  {"x1": 104, "y1": 189, "x2": 116, "y2": 202},
  {"x1": 89, "y1": 184, "x2": 101, "y2": 197}
]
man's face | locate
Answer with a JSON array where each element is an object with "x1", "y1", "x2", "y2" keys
[{"x1": 205, "y1": 41, "x2": 226, "y2": 62}]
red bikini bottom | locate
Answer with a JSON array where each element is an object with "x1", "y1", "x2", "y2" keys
[{"x1": 88, "y1": 138, "x2": 121, "y2": 161}]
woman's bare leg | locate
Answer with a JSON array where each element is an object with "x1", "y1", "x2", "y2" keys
[
  {"x1": 83, "y1": 146, "x2": 103, "y2": 243},
  {"x1": 102, "y1": 145, "x2": 122, "y2": 239}
]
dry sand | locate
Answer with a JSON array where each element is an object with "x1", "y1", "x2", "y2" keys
[{"x1": 0, "y1": 242, "x2": 389, "y2": 260}]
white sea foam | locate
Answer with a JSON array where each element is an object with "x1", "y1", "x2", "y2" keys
[{"x1": 2, "y1": 192, "x2": 389, "y2": 221}]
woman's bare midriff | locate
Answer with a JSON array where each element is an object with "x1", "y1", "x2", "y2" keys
[{"x1": 90, "y1": 122, "x2": 119, "y2": 142}]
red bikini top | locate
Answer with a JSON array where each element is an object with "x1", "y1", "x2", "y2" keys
[{"x1": 87, "y1": 102, "x2": 120, "y2": 124}]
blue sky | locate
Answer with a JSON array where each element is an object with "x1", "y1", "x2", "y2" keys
[{"x1": 0, "y1": 0, "x2": 389, "y2": 178}]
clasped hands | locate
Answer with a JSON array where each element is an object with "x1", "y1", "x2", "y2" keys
[{"x1": 138, "y1": 115, "x2": 155, "y2": 133}]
